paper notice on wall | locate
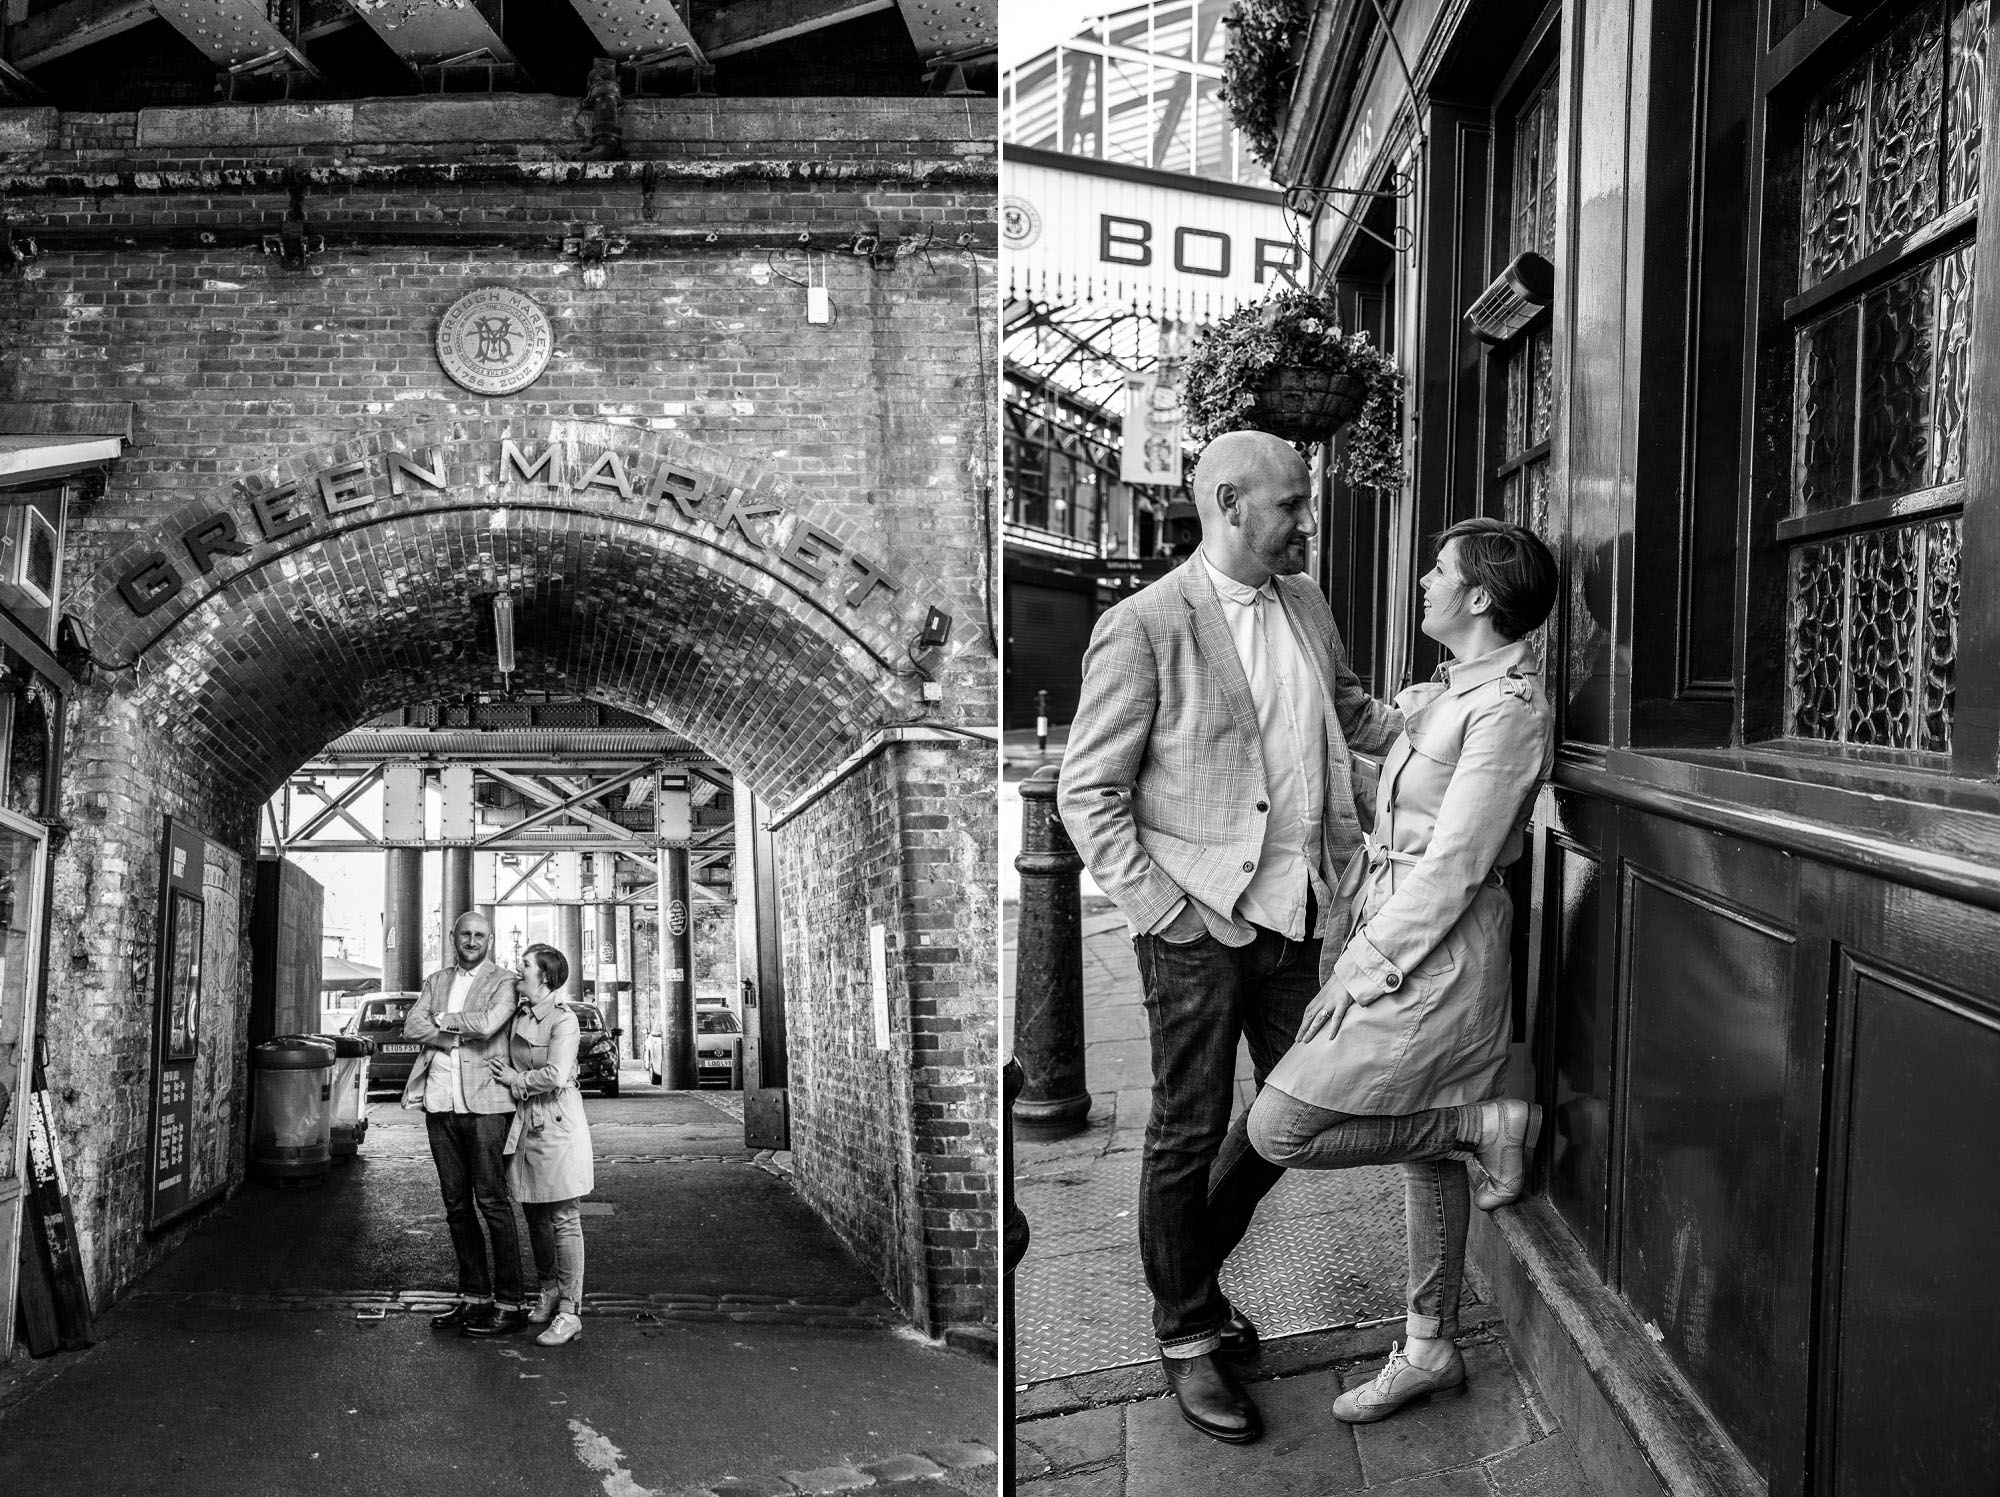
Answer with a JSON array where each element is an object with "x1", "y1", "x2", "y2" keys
[
  {"x1": 868, "y1": 923, "x2": 890, "y2": 1052},
  {"x1": 1122, "y1": 372, "x2": 1183, "y2": 486}
]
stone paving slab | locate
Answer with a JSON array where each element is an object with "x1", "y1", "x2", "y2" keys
[
  {"x1": 1014, "y1": 1332, "x2": 1591, "y2": 1497},
  {"x1": 1126, "y1": 1370, "x2": 1367, "y2": 1496},
  {"x1": 1345, "y1": 1342, "x2": 1536, "y2": 1486}
]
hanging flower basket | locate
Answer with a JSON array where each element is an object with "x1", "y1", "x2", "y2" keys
[
  {"x1": 1217, "y1": 0, "x2": 1312, "y2": 169},
  {"x1": 1181, "y1": 288, "x2": 1406, "y2": 489},
  {"x1": 1244, "y1": 366, "x2": 1371, "y2": 443}
]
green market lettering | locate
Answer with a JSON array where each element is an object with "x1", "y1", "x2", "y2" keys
[{"x1": 116, "y1": 441, "x2": 908, "y2": 620}]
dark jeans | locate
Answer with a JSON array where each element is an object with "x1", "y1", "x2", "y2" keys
[
  {"x1": 1133, "y1": 918, "x2": 1320, "y2": 1356},
  {"x1": 425, "y1": 1109, "x2": 524, "y2": 1306},
  {"x1": 1246, "y1": 1087, "x2": 1474, "y2": 1340}
]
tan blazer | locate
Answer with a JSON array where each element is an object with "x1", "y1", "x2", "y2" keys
[
  {"x1": 1058, "y1": 556, "x2": 1402, "y2": 943},
  {"x1": 1268, "y1": 639, "x2": 1555, "y2": 1113},
  {"x1": 399, "y1": 960, "x2": 520, "y2": 1114}
]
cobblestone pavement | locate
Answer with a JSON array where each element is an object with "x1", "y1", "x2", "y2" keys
[{"x1": 1, "y1": 1079, "x2": 996, "y2": 1497}]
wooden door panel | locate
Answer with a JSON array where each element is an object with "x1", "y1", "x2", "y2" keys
[
  {"x1": 1617, "y1": 828, "x2": 1799, "y2": 1480},
  {"x1": 1815, "y1": 871, "x2": 2000, "y2": 1497},
  {"x1": 1545, "y1": 830, "x2": 1611, "y2": 1268}
]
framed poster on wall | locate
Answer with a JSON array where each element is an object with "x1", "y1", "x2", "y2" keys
[{"x1": 148, "y1": 818, "x2": 221, "y2": 1229}]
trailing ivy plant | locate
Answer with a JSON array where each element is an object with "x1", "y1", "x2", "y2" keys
[
  {"x1": 1219, "y1": 0, "x2": 1312, "y2": 168},
  {"x1": 1182, "y1": 288, "x2": 1406, "y2": 490}
]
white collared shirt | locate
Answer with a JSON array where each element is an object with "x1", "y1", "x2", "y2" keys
[
  {"x1": 422, "y1": 965, "x2": 479, "y2": 1113},
  {"x1": 1199, "y1": 549, "x2": 1327, "y2": 939}
]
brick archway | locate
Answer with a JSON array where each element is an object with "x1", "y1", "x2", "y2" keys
[
  {"x1": 52, "y1": 421, "x2": 995, "y2": 1338},
  {"x1": 71, "y1": 420, "x2": 964, "y2": 808}
]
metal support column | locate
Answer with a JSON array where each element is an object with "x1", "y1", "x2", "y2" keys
[
  {"x1": 659, "y1": 846, "x2": 696, "y2": 1088},
  {"x1": 383, "y1": 847, "x2": 424, "y2": 991},
  {"x1": 593, "y1": 853, "x2": 620, "y2": 1034},
  {"x1": 441, "y1": 846, "x2": 474, "y2": 953},
  {"x1": 558, "y1": 903, "x2": 585, "y2": 999}
]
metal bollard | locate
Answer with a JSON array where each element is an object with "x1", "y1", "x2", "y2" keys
[
  {"x1": 1035, "y1": 689, "x2": 1049, "y2": 756},
  {"x1": 1012, "y1": 765, "x2": 1090, "y2": 1138}
]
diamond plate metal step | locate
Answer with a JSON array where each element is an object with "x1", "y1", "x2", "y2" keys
[{"x1": 1015, "y1": 1159, "x2": 1431, "y2": 1384}]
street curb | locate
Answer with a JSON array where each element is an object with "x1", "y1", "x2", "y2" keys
[{"x1": 942, "y1": 1324, "x2": 999, "y2": 1360}]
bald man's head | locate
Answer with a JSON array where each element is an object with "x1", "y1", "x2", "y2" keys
[
  {"x1": 452, "y1": 911, "x2": 493, "y2": 970},
  {"x1": 1191, "y1": 430, "x2": 1315, "y2": 586}
]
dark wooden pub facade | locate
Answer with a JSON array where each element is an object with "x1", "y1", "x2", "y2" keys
[{"x1": 1271, "y1": 1, "x2": 1998, "y2": 1492}]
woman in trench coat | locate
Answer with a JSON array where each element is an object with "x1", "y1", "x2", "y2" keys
[
  {"x1": 1249, "y1": 516, "x2": 1558, "y2": 1425},
  {"x1": 487, "y1": 942, "x2": 595, "y2": 1347}
]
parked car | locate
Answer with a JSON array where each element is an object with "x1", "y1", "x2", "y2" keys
[
  {"x1": 566, "y1": 1001, "x2": 622, "y2": 1097},
  {"x1": 319, "y1": 991, "x2": 365, "y2": 1034},
  {"x1": 644, "y1": 1005, "x2": 743, "y2": 1088},
  {"x1": 343, "y1": 992, "x2": 422, "y2": 1094}
]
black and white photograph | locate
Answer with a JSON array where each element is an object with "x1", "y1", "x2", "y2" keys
[
  {"x1": 1002, "y1": 2, "x2": 2000, "y2": 1495},
  {"x1": 0, "y1": 5, "x2": 1002, "y2": 1494}
]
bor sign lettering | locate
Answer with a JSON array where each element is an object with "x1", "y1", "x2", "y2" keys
[{"x1": 1098, "y1": 214, "x2": 1299, "y2": 286}]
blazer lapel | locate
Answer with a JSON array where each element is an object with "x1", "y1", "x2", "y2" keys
[
  {"x1": 1179, "y1": 558, "x2": 1268, "y2": 789},
  {"x1": 467, "y1": 964, "x2": 500, "y2": 1015}
]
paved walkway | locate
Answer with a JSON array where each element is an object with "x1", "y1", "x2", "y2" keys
[
  {"x1": 1008, "y1": 902, "x2": 1592, "y2": 1495},
  {"x1": 2, "y1": 1074, "x2": 995, "y2": 1497}
]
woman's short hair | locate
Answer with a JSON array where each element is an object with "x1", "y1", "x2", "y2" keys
[
  {"x1": 522, "y1": 942, "x2": 569, "y2": 995},
  {"x1": 1435, "y1": 517, "x2": 1559, "y2": 641}
]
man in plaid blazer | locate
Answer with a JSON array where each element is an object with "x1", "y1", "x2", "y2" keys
[{"x1": 1059, "y1": 430, "x2": 1402, "y2": 1443}]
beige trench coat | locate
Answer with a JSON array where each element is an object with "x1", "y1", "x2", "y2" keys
[
  {"x1": 1267, "y1": 639, "x2": 1554, "y2": 1115},
  {"x1": 500, "y1": 997, "x2": 596, "y2": 1203}
]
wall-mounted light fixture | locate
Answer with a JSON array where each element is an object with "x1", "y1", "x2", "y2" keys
[
  {"x1": 562, "y1": 223, "x2": 629, "y2": 288},
  {"x1": 1464, "y1": 252, "x2": 1555, "y2": 345},
  {"x1": 915, "y1": 607, "x2": 953, "y2": 652},
  {"x1": 493, "y1": 591, "x2": 516, "y2": 682},
  {"x1": 909, "y1": 607, "x2": 953, "y2": 703}
]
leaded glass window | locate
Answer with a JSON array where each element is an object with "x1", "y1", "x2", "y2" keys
[
  {"x1": 1782, "y1": 0, "x2": 1985, "y2": 754},
  {"x1": 1496, "y1": 69, "x2": 1560, "y2": 538}
]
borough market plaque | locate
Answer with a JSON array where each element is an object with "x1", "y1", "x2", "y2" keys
[{"x1": 436, "y1": 286, "x2": 554, "y2": 396}]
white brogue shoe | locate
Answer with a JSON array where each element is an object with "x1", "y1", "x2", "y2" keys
[
  {"x1": 1470, "y1": 1099, "x2": 1543, "y2": 1211},
  {"x1": 1331, "y1": 1343, "x2": 1468, "y2": 1424}
]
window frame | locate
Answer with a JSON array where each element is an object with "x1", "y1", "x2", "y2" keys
[{"x1": 1740, "y1": 0, "x2": 2000, "y2": 781}]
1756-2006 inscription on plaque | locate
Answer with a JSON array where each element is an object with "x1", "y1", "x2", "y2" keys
[{"x1": 436, "y1": 286, "x2": 554, "y2": 396}]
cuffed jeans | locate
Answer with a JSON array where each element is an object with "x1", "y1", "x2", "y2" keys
[
  {"x1": 1133, "y1": 917, "x2": 1320, "y2": 1358},
  {"x1": 425, "y1": 1109, "x2": 524, "y2": 1306},
  {"x1": 1245, "y1": 1085, "x2": 1473, "y2": 1340},
  {"x1": 524, "y1": 1198, "x2": 585, "y2": 1312}
]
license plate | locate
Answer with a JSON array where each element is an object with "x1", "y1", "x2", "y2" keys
[{"x1": 380, "y1": 1043, "x2": 417, "y2": 1054}]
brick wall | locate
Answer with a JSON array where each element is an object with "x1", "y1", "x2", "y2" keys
[
  {"x1": 776, "y1": 738, "x2": 997, "y2": 1335},
  {"x1": 49, "y1": 688, "x2": 257, "y2": 1298},
  {"x1": 2, "y1": 98, "x2": 998, "y2": 1317}
]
